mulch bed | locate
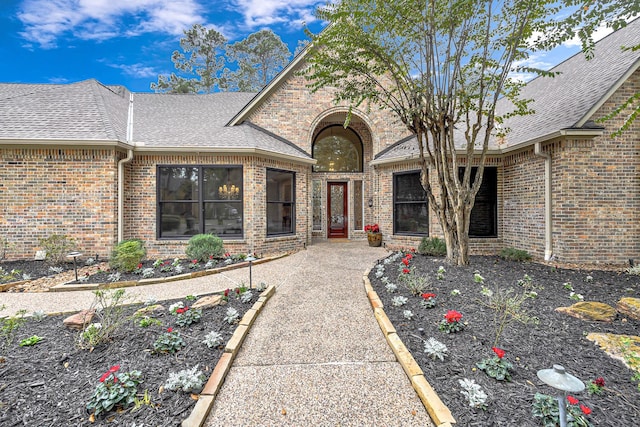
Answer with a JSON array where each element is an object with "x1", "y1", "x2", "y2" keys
[
  {"x1": 0, "y1": 257, "x2": 244, "y2": 292},
  {"x1": 0, "y1": 292, "x2": 257, "y2": 426},
  {"x1": 369, "y1": 253, "x2": 640, "y2": 427}
]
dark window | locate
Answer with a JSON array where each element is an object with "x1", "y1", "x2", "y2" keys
[
  {"x1": 393, "y1": 171, "x2": 429, "y2": 235},
  {"x1": 312, "y1": 125, "x2": 363, "y2": 172},
  {"x1": 267, "y1": 169, "x2": 295, "y2": 236},
  {"x1": 157, "y1": 166, "x2": 243, "y2": 239},
  {"x1": 459, "y1": 167, "x2": 497, "y2": 238}
]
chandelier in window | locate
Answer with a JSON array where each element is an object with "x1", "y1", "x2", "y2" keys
[{"x1": 218, "y1": 184, "x2": 240, "y2": 199}]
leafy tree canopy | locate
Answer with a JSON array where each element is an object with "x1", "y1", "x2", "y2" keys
[
  {"x1": 151, "y1": 25, "x2": 292, "y2": 93},
  {"x1": 306, "y1": 0, "x2": 560, "y2": 264}
]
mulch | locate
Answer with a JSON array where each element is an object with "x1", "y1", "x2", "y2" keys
[
  {"x1": 0, "y1": 292, "x2": 257, "y2": 426},
  {"x1": 369, "y1": 253, "x2": 640, "y2": 427}
]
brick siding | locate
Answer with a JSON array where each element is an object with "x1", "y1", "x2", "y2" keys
[{"x1": 0, "y1": 147, "x2": 119, "y2": 260}]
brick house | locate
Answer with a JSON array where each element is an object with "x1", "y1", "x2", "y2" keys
[{"x1": 1, "y1": 20, "x2": 638, "y2": 264}]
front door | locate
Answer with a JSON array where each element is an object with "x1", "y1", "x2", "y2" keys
[{"x1": 328, "y1": 182, "x2": 348, "y2": 238}]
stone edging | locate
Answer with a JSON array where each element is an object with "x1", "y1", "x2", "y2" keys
[
  {"x1": 47, "y1": 254, "x2": 288, "y2": 292},
  {"x1": 180, "y1": 284, "x2": 276, "y2": 427},
  {"x1": 363, "y1": 269, "x2": 456, "y2": 427}
]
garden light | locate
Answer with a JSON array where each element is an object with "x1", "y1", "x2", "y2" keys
[
  {"x1": 67, "y1": 251, "x2": 82, "y2": 282},
  {"x1": 246, "y1": 254, "x2": 256, "y2": 289},
  {"x1": 537, "y1": 365, "x2": 585, "y2": 427}
]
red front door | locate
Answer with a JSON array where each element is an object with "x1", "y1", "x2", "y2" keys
[{"x1": 328, "y1": 182, "x2": 348, "y2": 238}]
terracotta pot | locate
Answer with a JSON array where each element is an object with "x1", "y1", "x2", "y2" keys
[{"x1": 367, "y1": 232, "x2": 382, "y2": 247}]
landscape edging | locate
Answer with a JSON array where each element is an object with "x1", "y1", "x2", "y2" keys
[
  {"x1": 180, "y1": 284, "x2": 276, "y2": 427},
  {"x1": 363, "y1": 270, "x2": 456, "y2": 427}
]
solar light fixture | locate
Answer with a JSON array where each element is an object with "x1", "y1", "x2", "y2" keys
[{"x1": 537, "y1": 365, "x2": 585, "y2": 427}]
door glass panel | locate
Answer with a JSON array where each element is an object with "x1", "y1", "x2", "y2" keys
[
  {"x1": 353, "y1": 180, "x2": 363, "y2": 231},
  {"x1": 312, "y1": 180, "x2": 322, "y2": 231}
]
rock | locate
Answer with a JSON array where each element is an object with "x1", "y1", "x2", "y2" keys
[
  {"x1": 192, "y1": 295, "x2": 223, "y2": 309},
  {"x1": 617, "y1": 297, "x2": 640, "y2": 321},
  {"x1": 555, "y1": 301, "x2": 617, "y2": 322},
  {"x1": 63, "y1": 309, "x2": 95, "y2": 330},
  {"x1": 586, "y1": 333, "x2": 640, "y2": 371},
  {"x1": 134, "y1": 304, "x2": 165, "y2": 317}
]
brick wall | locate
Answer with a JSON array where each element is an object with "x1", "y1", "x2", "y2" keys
[
  {"x1": 124, "y1": 153, "x2": 309, "y2": 259},
  {"x1": 0, "y1": 147, "x2": 119, "y2": 260}
]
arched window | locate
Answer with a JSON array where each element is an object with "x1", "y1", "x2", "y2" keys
[{"x1": 312, "y1": 125, "x2": 363, "y2": 172}]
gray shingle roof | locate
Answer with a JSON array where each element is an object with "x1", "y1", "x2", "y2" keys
[
  {"x1": 131, "y1": 92, "x2": 255, "y2": 146},
  {"x1": 497, "y1": 17, "x2": 640, "y2": 147},
  {"x1": 0, "y1": 79, "x2": 129, "y2": 141},
  {"x1": 375, "y1": 18, "x2": 640, "y2": 163},
  {"x1": 0, "y1": 82, "x2": 313, "y2": 162}
]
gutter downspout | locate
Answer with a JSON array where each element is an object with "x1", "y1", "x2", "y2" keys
[
  {"x1": 534, "y1": 142, "x2": 553, "y2": 261},
  {"x1": 117, "y1": 93, "x2": 135, "y2": 242}
]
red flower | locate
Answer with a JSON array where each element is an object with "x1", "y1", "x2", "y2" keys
[
  {"x1": 224, "y1": 289, "x2": 230, "y2": 297},
  {"x1": 402, "y1": 258, "x2": 409, "y2": 266},
  {"x1": 402, "y1": 268, "x2": 410, "y2": 274},
  {"x1": 235, "y1": 288, "x2": 240, "y2": 294},
  {"x1": 491, "y1": 347, "x2": 506, "y2": 359},
  {"x1": 567, "y1": 396, "x2": 579, "y2": 405},
  {"x1": 593, "y1": 377, "x2": 605, "y2": 388},
  {"x1": 444, "y1": 310, "x2": 462, "y2": 323},
  {"x1": 99, "y1": 372, "x2": 110, "y2": 383},
  {"x1": 421, "y1": 293, "x2": 436, "y2": 300},
  {"x1": 109, "y1": 365, "x2": 120, "y2": 373},
  {"x1": 405, "y1": 253, "x2": 413, "y2": 260},
  {"x1": 167, "y1": 327, "x2": 173, "y2": 333},
  {"x1": 364, "y1": 224, "x2": 380, "y2": 233},
  {"x1": 137, "y1": 263, "x2": 143, "y2": 269},
  {"x1": 176, "y1": 307, "x2": 186, "y2": 314},
  {"x1": 580, "y1": 404, "x2": 591, "y2": 415},
  {"x1": 191, "y1": 259, "x2": 198, "y2": 264}
]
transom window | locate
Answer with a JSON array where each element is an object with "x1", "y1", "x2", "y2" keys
[
  {"x1": 157, "y1": 166, "x2": 243, "y2": 239},
  {"x1": 312, "y1": 125, "x2": 363, "y2": 172},
  {"x1": 267, "y1": 169, "x2": 295, "y2": 236},
  {"x1": 393, "y1": 171, "x2": 429, "y2": 235}
]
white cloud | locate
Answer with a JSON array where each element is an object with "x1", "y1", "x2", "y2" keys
[
  {"x1": 562, "y1": 23, "x2": 614, "y2": 48},
  {"x1": 17, "y1": 0, "x2": 206, "y2": 48},
  {"x1": 108, "y1": 62, "x2": 157, "y2": 78},
  {"x1": 510, "y1": 53, "x2": 555, "y2": 82},
  {"x1": 232, "y1": 0, "x2": 323, "y2": 29}
]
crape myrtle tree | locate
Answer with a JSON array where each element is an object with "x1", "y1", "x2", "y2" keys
[
  {"x1": 305, "y1": 0, "x2": 556, "y2": 265},
  {"x1": 152, "y1": 25, "x2": 292, "y2": 93}
]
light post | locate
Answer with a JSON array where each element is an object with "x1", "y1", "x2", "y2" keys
[
  {"x1": 245, "y1": 254, "x2": 256, "y2": 289},
  {"x1": 537, "y1": 365, "x2": 585, "y2": 427},
  {"x1": 67, "y1": 251, "x2": 82, "y2": 282}
]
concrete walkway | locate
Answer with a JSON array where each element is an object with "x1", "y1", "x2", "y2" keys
[
  {"x1": 204, "y1": 242, "x2": 434, "y2": 426},
  {"x1": 1, "y1": 241, "x2": 434, "y2": 426}
]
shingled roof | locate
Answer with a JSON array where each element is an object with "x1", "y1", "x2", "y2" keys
[
  {"x1": 374, "y1": 17, "x2": 640, "y2": 164},
  {"x1": 0, "y1": 79, "x2": 129, "y2": 142},
  {"x1": 0, "y1": 79, "x2": 313, "y2": 162}
]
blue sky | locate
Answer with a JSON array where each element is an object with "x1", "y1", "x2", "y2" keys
[{"x1": 0, "y1": 1, "x2": 612, "y2": 93}]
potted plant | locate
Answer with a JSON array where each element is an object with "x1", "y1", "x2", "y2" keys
[{"x1": 364, "y1": 224, "x2": 382, "y2": 247}]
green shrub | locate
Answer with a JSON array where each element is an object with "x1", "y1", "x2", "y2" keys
[
  {"x1": 110, "y1": 239, "x2": 146, "y2": 272},
  {"x1": 185, "y1": 234, "x2": 224, "y2": 262},
  {"x1": 499, "y1": 247, "x2": 532, "y2": 262},
  {"x1": 418, "y1": 237, "x2": 447, "y2": 256},
  {"x1": 39, "y1": 234, "x2": 76, "y2": 265}
]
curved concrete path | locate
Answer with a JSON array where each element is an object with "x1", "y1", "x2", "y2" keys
[{"x1": 1, "y1": 242, "x2": 434, "y2": 426}]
